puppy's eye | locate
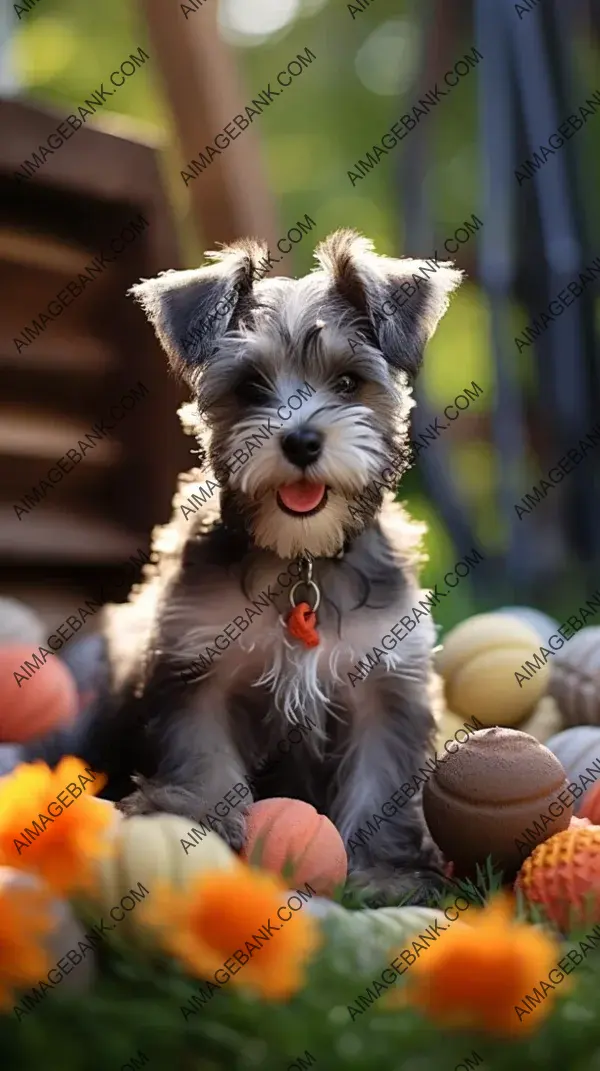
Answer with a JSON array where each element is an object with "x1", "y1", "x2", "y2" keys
[
  {"x1": 235, "y1": 377, "x2": 270, "y2": 405},
  {"x1": 332, "y1": 374, "x2": 360, "y2": 396}
]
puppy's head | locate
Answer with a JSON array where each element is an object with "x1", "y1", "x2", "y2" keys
[{"x1": 130, "y1": 230, "x2": 461, "y2": 560}]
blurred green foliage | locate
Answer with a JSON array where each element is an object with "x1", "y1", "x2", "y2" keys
[
  {"x1": 4, "y1": 867, "x2": 600, "y2": 1071},
  {"x1": 12, "y1": 0, "x2": 600, "y2": 631}
]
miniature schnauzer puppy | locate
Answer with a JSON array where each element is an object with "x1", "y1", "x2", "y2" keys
[{"x1": 29, "y1": 230, "x2": 463, "y2": 904}]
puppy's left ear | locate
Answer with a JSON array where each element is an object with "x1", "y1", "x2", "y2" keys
[
  {"x1": 128, "y1": 239, "x2": 267, "y2": 381},
  {"x1": 315, "y1": 229, "x2": 463, "y2": 376}
]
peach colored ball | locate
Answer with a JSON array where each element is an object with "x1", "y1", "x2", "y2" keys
[
  {"x1": 1, "y1": 646, "x2": 78, "y2": 742},
  {"x1": 516, "y1": 826, "x2": 600, "y2": 930},
  {"x1": 241, "y1": 797, "x2": 347, "y2": 898},
  {"x1": 570, "y1": 815, "x2": 592, "y2": 829},
  {"x1": 580, "y1": 781, "x2": 600, "y2": 825}
]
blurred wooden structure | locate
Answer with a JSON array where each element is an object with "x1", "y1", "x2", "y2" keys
[
  {"x1": 140, "y1": 0, "x2": 280, "y2": 251},
  {"x1": 0, "y1": 8, "x2": 281, "y2": 627},
  {"x1": 0, "y1": 98, "x2": 189, "y2": 624}
]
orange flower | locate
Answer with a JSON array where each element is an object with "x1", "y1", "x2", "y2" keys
[
  {"x1": 0, "y1": 878, "x2": 53, "y2": 1009},
  {"x1": 142, "y1": 864, "x2": 321, "y2": 1000},
  {"x1": 0, "y1": 757, "x2": 114, "y2": 895},
  {"x1": 393, "y1": 894, "x2": 563, "y2": 1036}
]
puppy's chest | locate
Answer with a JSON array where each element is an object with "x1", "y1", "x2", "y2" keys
[{"x1": 170, "y1": 571, "x2": 431, "y2": 719}]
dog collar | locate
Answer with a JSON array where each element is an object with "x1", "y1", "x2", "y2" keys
[{"x1": 284, "y1": 538, "x2": 350, "y2": 647}]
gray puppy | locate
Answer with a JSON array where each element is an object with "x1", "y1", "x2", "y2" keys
[{"x1": 45, "y1": 230, "x2": 463, "y2": 904}]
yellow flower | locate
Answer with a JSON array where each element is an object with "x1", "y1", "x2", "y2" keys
[
  {"x1": 0, "y1": 878, "x2": 52, "y2": 1009},
  {"x1": 142, "y1": 864, "x2": 321, "y2": 1000},
  {"x1": 393, "y1": 895, "x2": 563, "y2": 1036},
  {"x1": 0, "y1": 757, "x2": 114, "y2": 895}
]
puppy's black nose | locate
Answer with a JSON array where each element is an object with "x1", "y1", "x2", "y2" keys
[{"x1": 281, "y1": 426, "x2": 323, "y2": 467}]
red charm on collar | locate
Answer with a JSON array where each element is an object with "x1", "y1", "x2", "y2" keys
[{"x1": 286, "y1": 602, "x2": 320, "y2": 648}]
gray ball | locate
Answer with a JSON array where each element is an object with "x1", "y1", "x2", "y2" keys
[
  {"x1": 498, "y1": 606, "x2": 559, "y2": 642},
  {"x1": 0, "y1": 597, "x2": 45, "y2": 646},
  {"x1": 550, "y1": 626, "x2": 600, "y2": 726},
  {"x1": 0, "y1": 744, "x2": 24, "y2": 778},
  {"x1": 304, "y1": 897, "x2": 346, "y2": 921},
  {"x1": 545, "y1": 725, "x2": 600, "y2": 810},
  {"x1": 0, "y1": 867, "x2": 96, "y2": 1001}
]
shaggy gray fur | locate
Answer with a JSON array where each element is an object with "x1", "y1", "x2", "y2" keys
[{"x1": 26, "y1": 230, "x2": 462, "y2": 904}]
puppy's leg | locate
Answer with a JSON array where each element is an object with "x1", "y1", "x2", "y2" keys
[
  {"x1": 330, "y1": 674, "x2": 447, "y2": 906},
  {"x1": 117, "y1": 687, "x2": 251, "y2": 852}
]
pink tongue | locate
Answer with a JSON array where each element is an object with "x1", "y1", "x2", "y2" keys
[{"x1": 278, "y1": 481, "x2": 326, "y2": 513}]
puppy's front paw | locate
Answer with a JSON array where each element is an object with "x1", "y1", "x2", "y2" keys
[
  {"x1": 206, "y1": 810, "x2": 246, "y2": 853},
  {"x1": 116, "y1": 790, "x2": 157, "y2": 818},
  {"x1": 348, "y1": 865, "x2": 449, "y2": 907},
  {"x1": 115, "y1": 785, "x2": 247, "y2": 852}
]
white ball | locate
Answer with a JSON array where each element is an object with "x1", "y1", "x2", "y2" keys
[
  {"x1": 0, "y1": 598, "x2": 45, "y2": 646},
  {"x1": 545, "y1": 726, "x2": 600, "y2": 810},
  {"x1": 550, "y1": 627, "x2": 600, "y2": 726},
  {"x1": 304, "y1": 900, "x2": 452, "y2": 972}
]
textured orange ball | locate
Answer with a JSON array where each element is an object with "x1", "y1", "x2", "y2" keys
[
  {"x1": 0, "y1": 646, "x2": 78, "y2": 742},
  {"x1": 241, "y1": 797, "x2": 347, "y2": 897},
  {"x1": 580, "y1": 781, "x2": 600, "y2": 825},
  {"x1": 516, "y1": 826, "x2": 600, "y2": 930}
]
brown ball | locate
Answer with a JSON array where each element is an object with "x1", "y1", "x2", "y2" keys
[
  {"x1": 550, "y1": 626, "x2": 600, "y2": 726},
  {"x1": 422, "y1": 727, "x2": 573, "y2": 880}
]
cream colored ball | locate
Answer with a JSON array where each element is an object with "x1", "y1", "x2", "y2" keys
[
  {"x1": 435, "y1": 613, "x2": 550, "y2": 726},
  {"x1": 92, "y1": 813, "x2": 238, "y2": 923},
  {"x1": 435, "y1": 710, "x2": 468, "y2": 752},
  {"x1": 519, "y1": 695, "x2": 563, "y2": 743}
]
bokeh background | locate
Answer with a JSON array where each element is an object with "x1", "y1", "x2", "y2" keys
[{"x1": 1, "y1": 0, "x2": 600, "y2": 636}]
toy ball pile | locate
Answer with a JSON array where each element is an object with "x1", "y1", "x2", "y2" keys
[
  {"x1": 94, "y1": 801, "x2": 347, "y2": 907},
  {"x1": 421, "y1": 723, "x2": 600, "y2": 930},
  {"x1": 5, "y1": 585, "x2": 600, "y2": 929},
  {"x1": 428, "y1": 601, "x2": 600, "y2": 928},
  {"x1": 0, "y1": 595, "x2": 349, "y2": 902},
  {"x1": 435, "y1": 603, "x2": 600, "y2": 779}
]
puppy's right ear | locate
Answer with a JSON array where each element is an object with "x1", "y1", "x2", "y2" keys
[{"x1": 128, "y1": 238, "x2": 267, "y2": 380}]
